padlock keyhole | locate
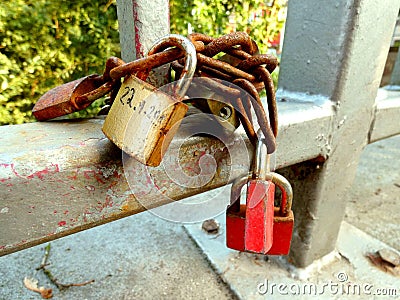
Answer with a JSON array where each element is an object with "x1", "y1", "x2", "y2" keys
[{"x1": 219, "y1": 106, "x2": 232, "y2": 120}]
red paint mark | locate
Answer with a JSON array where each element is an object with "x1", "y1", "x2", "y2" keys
[
  {"x1": 58, "y1": 221, "x2": 67, "y2": 226},
  {"x1": 83, "y1": 170, "x2": 105, "y2": 184},
  {"x1": 0, "y1": 245, "x2": 5, "y2": 249},
  {"x1": 64, "y1": 210, "x2": 69, "y2": 215},
  {"x1": 153, "y1": 181, "x2": 160, "y2": 190},
  {"x1": 53, "y1": 210, "x2": 57, "y2": 214},
  {"x1": 0, "y1": 163, "x2": 36, "y2": 180},
  {"x1": 133, "y1": 1, "x2": 144, "y2": 58},
  {"x1": 62, "y1": 193, "x2": 71, "y2": 197},
  {"x1": 96, "y1": 195, "x2": 114, "y2": 213},
  {"x1": 26, "y1": 164, "x2": 60, "y2": 180},
  {"x1": 146, "y1": 175, "x2": 152, "y2": 185},
  {"x1": 15, "y1": 240, "x2": 27, "y2": 246},
  {"x1": 70, "y1": 186, "x2": 76, "y2": 190},
  {"x1": 6, "y1": 183, "x2": 12, "y2": 186},
  {"x1": 68, "y1": 172, "x2": 78, "y2": 180}
]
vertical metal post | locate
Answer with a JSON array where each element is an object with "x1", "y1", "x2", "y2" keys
[
  {"x1": 278, "y1": 0, "x2": 399, "y2": 267},
  {"x1": 116, "y1": 0, "x2": 170, "y2": 61},
  {"x1": 390, "y1": 48, "x2": 400, "y2": 86}
]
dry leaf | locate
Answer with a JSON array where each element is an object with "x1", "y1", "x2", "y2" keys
[
  {"x1": 24, "y1": 277, "x2": 53, "y2": 299},
  {"x1": 378, "y1": 248, "x2": 400, "y2": 266},
  {"x1": 366, "y1": 252, "x2": 400, "y2": 278}
]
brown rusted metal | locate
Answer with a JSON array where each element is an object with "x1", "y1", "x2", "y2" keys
[
  {"x1": 254, "y1": 67, "x2": 278, "y2": 137},
  {"x1": 236, "y1": 54, "x2": 279, "y2": 74},
  {"x1": 189, "y1": 32, "x2": 279, "y2": 140},
  {"x1": 199, "y1": 65, "x2": 235, "y2": 82},
  {"x1": 74, "y1": 80, "x2": 117, "y2": 108},
  {"x1": 33, "y1": 57, "x2": 125, "y2": 121},
  {"x1": 232, "y1": 94, "x2": 257, "y2": 145},
  {"x1": 188, "y1": 33, "x2": 215, "y2": 45},
  {"x1": 33, "y1": 31, "x2": 279, "y2": 159},
  {"x1": 197, "y1": 53, "x2": 256, "y2": 82},
  {"x1": 187, "y1": 77, "x2": 241, "y2": 98},
  {"x1": 233, "y1": 78, "x2": 276, "y2": 154},
  {"x1": 32, "y1": 75, "x2": 103, "y2": 121},
  {"x1": 109, "y1": 48, "x2": 184, "y2": 81},
  {"x1": 198, "y1": 32, "x2": 256, "y2": 57}
]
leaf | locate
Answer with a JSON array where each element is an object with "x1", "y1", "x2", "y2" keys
[{"x1": 23, "y1": 277, "x2": 53, "y2": 299}]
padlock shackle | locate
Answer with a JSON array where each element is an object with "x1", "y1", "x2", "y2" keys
[
  {"x1": 229, "y1": 172, "x2": 292, "y2": 216},
  {"x1": 229, "y1": 175, "x2": 249, "y2": 207},
  {"x1": 265, "y1": 172, "x2": 293, "y2": 216},
  {"x1": 147, "y1": 34, "x2": 197, "y2": 98},
  {"x1": 253, "y1": 129, "x2": 269, "y2": 180}
]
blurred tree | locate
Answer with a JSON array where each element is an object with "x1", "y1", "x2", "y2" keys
[
  {"x1": 0, "y1": 0, "x2": 285, "y2": 125},
  {"x1": 170, "y1": 0, "x2": 287, "y2": 54},
  {"x1": 0, "y1": 0, "x2": 120, "y2": 125}
]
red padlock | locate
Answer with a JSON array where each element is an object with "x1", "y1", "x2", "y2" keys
[
  {"x1": 226, "y1": 131, "x2": 275, "y2": 254},
  {"x1": 226, "y1": 175, "x2": 275, "y2": 254},
  {"x1": 226, "y1": 172, "x2": 294, "y2": 255}
]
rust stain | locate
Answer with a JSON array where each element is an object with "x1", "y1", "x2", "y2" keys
[{"x1": 120, "y1": 195, "x2": 142, "y2": 212}]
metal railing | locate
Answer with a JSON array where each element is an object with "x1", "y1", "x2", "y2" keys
[{"x1": 0, "y1": 0, "x2": 399, "y2": 268}]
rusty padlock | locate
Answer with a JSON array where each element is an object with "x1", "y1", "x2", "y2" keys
[
  {"x1": 226, "y1": 131, "x2": 275, "y2": 254},
  {"x1": 226, "y1": 133, "x2": 294, "y2": 255},
  {"x1": 32, "y1": 57, "x2": 124, "y2": 121},
  {"x1": 102, "y1": 34, "x2": 197, "y2": 167}
]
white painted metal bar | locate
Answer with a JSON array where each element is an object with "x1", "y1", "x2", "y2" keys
[{"x1": 370, "y1": 89, "x2": 400, "y2": 142}]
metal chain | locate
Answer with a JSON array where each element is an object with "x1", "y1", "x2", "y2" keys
[{"x1": 184, "y1": 32, "x2": 278, "y2": 152}]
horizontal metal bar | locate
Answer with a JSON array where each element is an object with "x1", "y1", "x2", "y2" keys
[
  {"x1": 369, "y1": 88, "x2": 400, "y2": 143},
  {"x1": 0, "y1": 100, "x2": 333, "y2": 256}
]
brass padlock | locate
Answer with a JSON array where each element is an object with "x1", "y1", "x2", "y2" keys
[{"x1": 102, "y1": 34, "x2": 196, "y2": 166}]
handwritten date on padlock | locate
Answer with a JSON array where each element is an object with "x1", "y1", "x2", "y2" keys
[
  {"x1": 119, "y1": 86, "x2": 136, "y2": 107},
  {"x1": 119, "y1": 86, "x2": 162, "y2": 120},
  {"x1": 102, "y1": 75, "x2": 188, "y2": 167}
]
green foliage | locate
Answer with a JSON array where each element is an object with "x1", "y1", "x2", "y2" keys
[
  {"x1": 1, "y1": 0, "x2": 285, "y2": 125},
  {"x1": 170, "y1": 0, "x2": 287, "y2": 54},
  {"x1": 0, "y1": 0, "x2": 120, "y2": 125},
  {"x1": 170, "y1": 0, "x2": 285, "y2": 89}
]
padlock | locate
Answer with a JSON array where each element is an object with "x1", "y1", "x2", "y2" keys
[
  {"x1": 32, "y1": 57, "x2": 124, "y2": 121},
  {"x1": 226, "y1": 131, "x2": 274, "y2": 254},
  {"x1": 102, "y1": 34, "x2": 197, "y2": 167},
  {"x1": 226, "y1": 132, "x2": 294, "y2": 255},
  {"x1": 226, "y1": 172, "x2": 294, "y2": 255}
]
